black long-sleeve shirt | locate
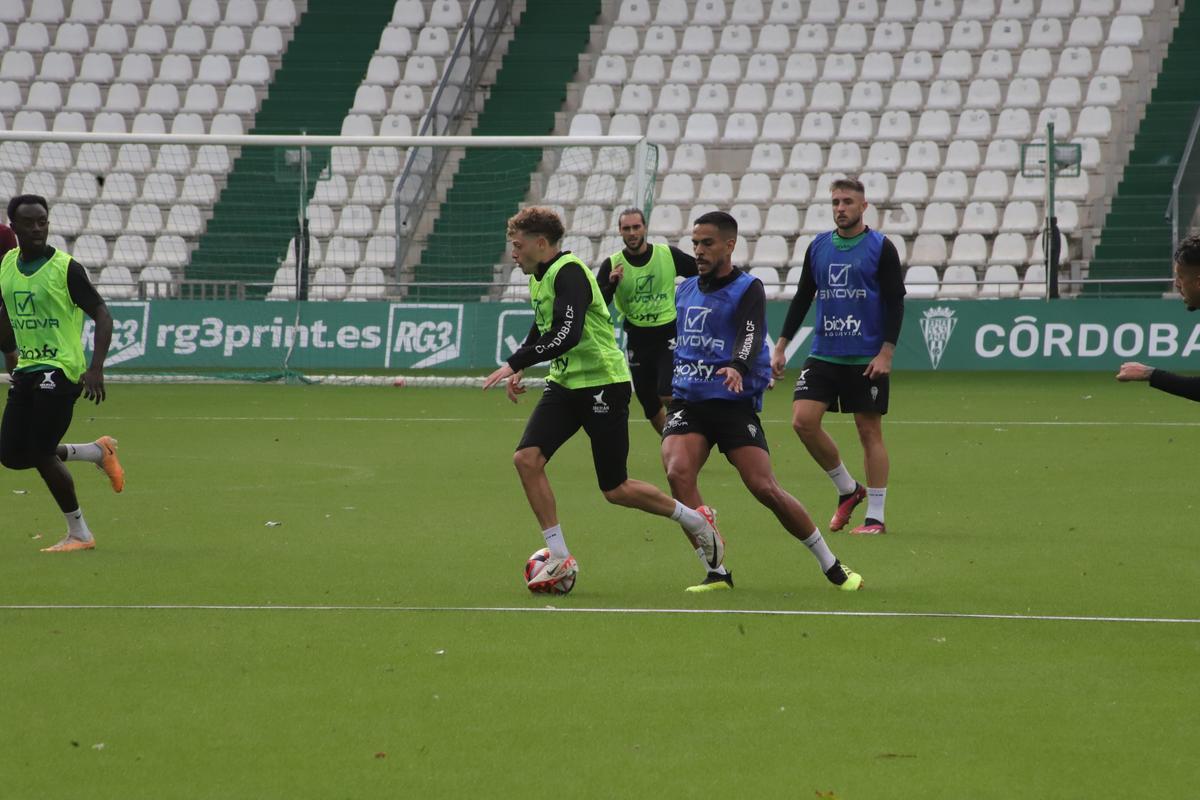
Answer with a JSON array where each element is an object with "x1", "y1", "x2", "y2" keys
[
  {"x1": 596, "y1": 245, "x2": 698, "y2": 349},
  {"x1": 699, "y1": 266, "x2": 766, "y2": 376},
  {"x1": 505, "y1": 253, "x2": 593, "y2": 373},
  {"x1": 779, "y1": 232, "x2": 905, "y2": 346},
  {"x1": 1149, "y1": 369, "x2": 1200, "y2": 402}
]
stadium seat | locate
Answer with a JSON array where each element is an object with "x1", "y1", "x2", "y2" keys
[
  {"x1": 754, "y1": 236, "x2": 789, "y2": 268},
  {"x1": 763, "y1": 204, "x2": 800, "y2": 235},
  {"x1": 111, "y1": 235, "x2": 150, "y2": 268},
  {"x1": 770, "y1": 173, "x2": 807, "y2": 204},
  {"x1": 99, "y1": 266, "x2": 138, "y2": 299},
  {"x1": 750, "y1": 267, "x2": 782, "y2": 299},
  {"x1": 324, "y1": 237, "x2": 361, "y2": 270},
  {"x1": 950, "y1": 234, "x2": 988, "y2": 266},
  {"x1": 53, "y1": 22, "x2": 90, "y2": 53},
  {"x1": 139, "y1": 265, "x2": 175, "y2": 299},
  {"x1": 73, "y1": 234, "x2": 110, "y2": 265},
  {"x1": 1020, "y1": 264, "x2": 1047, "y2": 298},
  {"x1": 67, "y1": 0, "x2": 104, "y2": 23},
  {"x1": 151, "y1": 235, "x2": 189, "y2": 269},
  {"x1": 141, "y1": 173, "x2": 178, "y2": 203},
  {"x1": 802, "y1": 204, "x2": 834, "y2": 234},
  {"x1": 938, "y1": 265, "x2": 979, "y2": 299},
  {"x1": 980, "y1": 264, "x2": 1020, "y2": 299},
  {"x1": 827, "y1": 142, "x2": 862, "y2": 172},
  {"x1": 903, "y1": 265, "x2": 939, "y2": 298},
  {"x1": 310, "y1": 267, "x2": 348, "y2": 301},
  {"x1": 746, "y1": 143, "x2": 781, "y2": 173},
  {"x1": 347, "y1": 266, "x2": 388, "y2": 301},
  {"x1": 35, "y1": 142, "x2": 73, "y2": 173},
  {"x1": 910, "y1": 234, "x2": 948, "y2": 267},
  {"x1": 165, "y1": 204, "x2": 203, "y2": 236},
  {"x1": 1097, "y1": 46, "x2": 1133, "y2": 76}
]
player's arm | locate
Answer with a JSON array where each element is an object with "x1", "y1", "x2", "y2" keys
[
  {"x1": 669, "y1": 246, "x2": 698, "y2": 278},
  {"x1": 720, "y1": 277, "x2": 767, "y2": 394},
  {"x1": 596, "y1": 257, "x2": 618, "y2": 304},
  {"x1": 69, "y1": 260, "x2": 111, "y2": 404},
  {"x1": 1117, "y1": 363, "x2": 1200, "y2": 401},
  {"x1": 0, "y1": 301, "x2": 16, "y2": 375},
  {"x1": 865, "y1": 238, "x2": 906, "y2": 380},
  {"x1": 486, "y1": 263, "x2": 591, "y2": 392},
  {"x1": 772, "y1": 246, "x2": 817, "y2": 377}
]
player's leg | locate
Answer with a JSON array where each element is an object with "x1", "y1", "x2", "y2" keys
[
  {"x1": 659, "y1": 403, "x2": 732, "y2": 590},
  {"x1": 14, "y1": 373, "x2": 97, "y2": 552},
  {"x1": 851, "y1": 414, "x2": 889, "y2": 534},
  {"x1": 793, "y1": 360, "x2": 868, "y2": 529},
  {"x1": 724, "y1": 443, "x2": 863, "y2": 591},
  {"x1": 513, "y1": 383, "x2": 581, "y2": 565},
  {"x1": 57, "y1": 435, "x2": 125, "y2": 493},
  {"x1": 629, "y1": 344, "x2": 666, "y2": 434}
]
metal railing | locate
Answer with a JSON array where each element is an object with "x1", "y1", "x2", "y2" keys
[
  {"x1": 1166, "y1": 104, "x2": 1200, "y2": 253},
  {"x1": 392, "y1": 0, "x2": 513, "y2": 274}
]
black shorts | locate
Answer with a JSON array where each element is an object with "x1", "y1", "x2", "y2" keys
[
  {"x1": 0, "y1": 368, "x2": 82, "y2": 470},
  {"x1": 661, "y1": 398, "x2": 769, "y2": 454},
  {"x1": 516, "y1": 380, "x2": 631, "y2": 492},
  {"x1": 627, "y1": 337, "x2": 674, "y2": 419},
  {"x1": 792, "y1": 356, "x2": 889, "y2": 415}
]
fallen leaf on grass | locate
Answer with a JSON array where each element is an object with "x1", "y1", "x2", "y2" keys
[{"x1": 264, "y1": 521, "x2": 282, "y2": 528}]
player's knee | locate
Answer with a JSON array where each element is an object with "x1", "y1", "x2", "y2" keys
[
  {"x1": 747, "y1": 475, "x2": 782, "y2": 506},
  {"x1": 512, "y1": 448, "x2": 544, "y2": 477},
  {"x1": 662, "y1": 458, "x2": 693, "y2": 488},
  {"x1": 792, "y1": 415, "x2": 820, "y2": 440},
  {"x1": 601, "y1": 483, "x2": 629, "y2": 505}
]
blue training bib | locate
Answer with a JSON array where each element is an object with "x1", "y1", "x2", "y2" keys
[{"x1": 809, "y1": 230, "x2": 887, "y2": 358}]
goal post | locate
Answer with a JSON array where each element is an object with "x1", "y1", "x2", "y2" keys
[{"x1": 0, "y1": 129, "x2": 655, "y2": 385}]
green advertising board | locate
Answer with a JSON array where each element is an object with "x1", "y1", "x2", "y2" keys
[{"x1": 84, "y1": 299, "x2": 1200, "y2": 373}]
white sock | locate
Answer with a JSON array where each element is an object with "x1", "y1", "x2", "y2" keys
[
  {"x1": 62, "y1": 442, "x2": 104, "y2": 463},
  {"x1": 670, "y1": 500, "x2": 706, "y2": 536},
  {"x1": 825, "y1": 462, "x2": 858, "y2": 495},
  {"x1": 65, "y1": 508, "x2": 93, "y2": 542},
  {"x1": 866, "y1": 487, "x2": 886, "y2": 523},
  {"x1": 694, "y1": 548, "x2": 729, "y2": 576},
  {"x1": 801, "y1": 529, "x2": 837, "y2": 572},
  {"x1": 542, "y1": 524, "x2": 569, "y2": 559}
]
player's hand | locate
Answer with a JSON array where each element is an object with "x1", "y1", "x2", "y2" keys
[
  {"x1": 770, "y1": 347, "x2": 788, "y2": 379},
  {"x1": 1116, "y1": 362, "x2": 1153, "y2": 382},
  {"x1": 609, "y1": 265, "x2": 623, "y2": 285},
  {"x1": 483, "y1": 363, "x2": 515, "y2": 391},
  {"x1": 81, "y1": 367, "x2": 106, "y2": 404},
  {"x1": 718, "y1": 366, "x2": 743, "y2": 394},
  {"x1": 864, "y1": 350, "x2": 893, "y2": 380},
  {"x1": 504, "y1": 370, "x2": 526, "y2": 404}
]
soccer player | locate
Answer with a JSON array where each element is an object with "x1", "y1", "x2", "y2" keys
[
  {"x1": 1117, "y1": 234, "x2": 1200, "y2": 399},
  {"x1": 596, "y1": 208, "x2": 698, "y2": 434},
  {"x1": 661, "y1": 211, "x2": 863, "y2": 593},
  {"x1": 771, "y1": 178, "x2": 905, "y2": 536},
  {"x1": 483, "y1": 207, "x2": 723, "y2": 591},
  {"x1": 0, "y1": 195, "x2": 125, "y2": 553}
]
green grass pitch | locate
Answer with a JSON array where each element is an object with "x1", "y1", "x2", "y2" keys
[{"x1": 1, "y1": 372, "x2": 1197, "y2": 798}]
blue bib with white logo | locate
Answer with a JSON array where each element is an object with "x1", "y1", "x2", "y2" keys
[
  {"x1": 672, "y1": 271, "x2": 772, "y2": 410},
  {"x1": 810, "y1": 230, "x2": 886, "y2": 358}
]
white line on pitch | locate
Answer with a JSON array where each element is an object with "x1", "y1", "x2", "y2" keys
[
  {"x1": 0, "y1": 604, "x2": 1196, "y2": 624},
  {"x1": 94, "y1": 416, "x2": 1200, "y2": 427}
]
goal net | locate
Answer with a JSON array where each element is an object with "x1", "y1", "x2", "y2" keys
[{"x1": 0, "y1": 130, "x2": 655, "y2": 385}]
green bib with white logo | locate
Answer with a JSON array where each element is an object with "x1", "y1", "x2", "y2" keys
[
  {"x1": 0, "y1": 248, "x2": 86, "y2": 382},
  {"x1": 529, "y1": 253, "x2": 630, "y2": 389},
  {"x1": 610, "y1": 243, "x2": 678, "y2": 327}
]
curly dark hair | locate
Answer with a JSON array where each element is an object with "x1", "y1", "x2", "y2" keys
[
  {"x1": 507, "y1": 206, "x2": 565, "y2": 245},
  {"x1": 1175, "y1": 234, "x2": 1200, "y2": 270},
  {"x1": 7, "y1": 194, "x2": 49, "y2": 222}
]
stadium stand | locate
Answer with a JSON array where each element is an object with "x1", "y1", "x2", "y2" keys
[{"x1": 526, "y1": 0, "x2": 1184, "y2": 298}]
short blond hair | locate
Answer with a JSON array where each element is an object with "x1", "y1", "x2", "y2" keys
[{"x1": 507, "y1": 206, "x2": 565, "y2": 245}]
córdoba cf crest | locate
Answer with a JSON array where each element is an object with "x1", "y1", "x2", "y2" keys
[{"x1": 920, "y1": 307, "x2": 957, "y2": 370}]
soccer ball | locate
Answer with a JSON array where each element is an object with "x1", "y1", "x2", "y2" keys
[{"x1": 524, "y1": 547, "x2": 576, "y2": 595}]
